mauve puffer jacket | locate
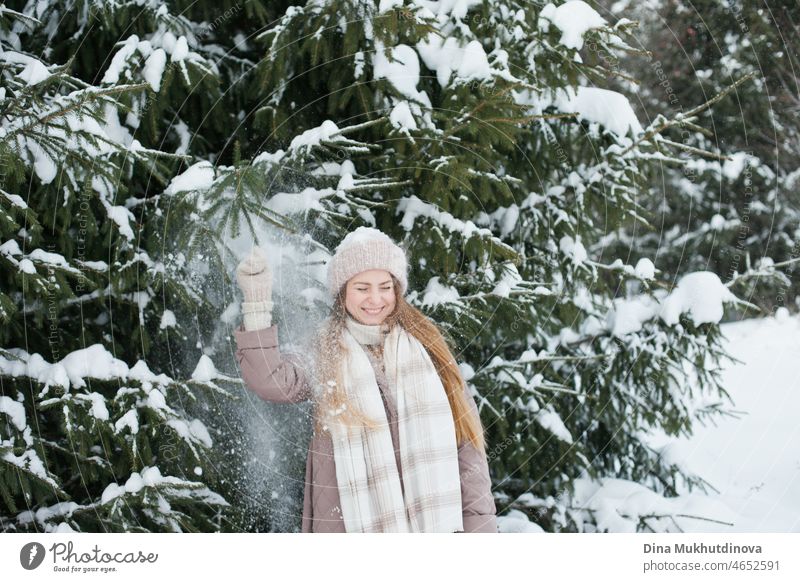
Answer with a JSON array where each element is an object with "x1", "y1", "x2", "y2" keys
[{"x1": 233, "y1": 323, "x2": 498, "y2": 533}]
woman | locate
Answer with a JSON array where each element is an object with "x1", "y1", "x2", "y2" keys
[{"x1": 233, "y1": 226, "x2": 497, "y2": 533}]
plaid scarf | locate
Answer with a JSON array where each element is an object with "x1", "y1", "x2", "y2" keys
[{"x1": 326, "y1": 316, "x2": 463, "y2": 533}]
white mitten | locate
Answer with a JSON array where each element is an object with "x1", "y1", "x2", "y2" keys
[{"x1": 235, "y1": 246, "x2": 274, "y2": 330}]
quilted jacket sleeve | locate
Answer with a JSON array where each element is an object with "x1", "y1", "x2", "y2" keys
[
  {"x1": 456, "y1": 385, "x2": 498, "y2": 533},
  {"x1": 233, "y1": 323, "x2": 312, "y2": 404}
]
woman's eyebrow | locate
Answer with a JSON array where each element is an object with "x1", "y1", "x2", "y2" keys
[{"x1": 353, "y1": 280, "x2": 393, "y2": 286}]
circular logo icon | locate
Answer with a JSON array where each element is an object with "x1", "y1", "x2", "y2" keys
[{"x1": 20, "y1": 542, "x2": 46, "y2": 570}]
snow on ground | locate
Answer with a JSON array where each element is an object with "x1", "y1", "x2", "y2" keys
[
  {"x1": 662, "y1": 309, "x2": 800, "y2": 532},
  {"x1": 499, "y1": 309, "x2": 800, "y2": 533}
]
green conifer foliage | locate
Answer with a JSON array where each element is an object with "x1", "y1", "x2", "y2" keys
[{"x1": 1, "y1": 0, "x2": 750, "y2": 532}]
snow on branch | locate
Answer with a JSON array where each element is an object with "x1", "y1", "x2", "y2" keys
[{"x1": 397, "y1": 194, "x2": 517, "y2": 256}]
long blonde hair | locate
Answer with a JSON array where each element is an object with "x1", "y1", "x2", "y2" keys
[{"x1": 311, "y1": 275, "x2": 487, "y2": 455}]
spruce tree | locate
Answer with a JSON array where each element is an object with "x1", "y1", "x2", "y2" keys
[
  {"x1": 598, "y1": 0, "x2": 800, "y2": 314},
  {"x1": 1, "y1": 0, "x2": 753, "y2": 533},
  {"x1": 0, "y1": 0, "x2": 235, "y2": 532},
  {"x1": 200, "y1": 0, "x2": 747, "y2": 532}
]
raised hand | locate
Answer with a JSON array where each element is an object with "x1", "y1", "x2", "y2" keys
[{"x1": 236, "y1": 246, "x2": 273, "y2": 330}]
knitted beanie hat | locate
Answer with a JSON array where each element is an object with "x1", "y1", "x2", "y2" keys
[{"x1": 326, "y1": 227, "x2": 408, "y2": 298}]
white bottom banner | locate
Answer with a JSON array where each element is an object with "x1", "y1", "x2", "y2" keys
[{"x1": 2, "y1": 533, "x2": 797, "y2": 581}]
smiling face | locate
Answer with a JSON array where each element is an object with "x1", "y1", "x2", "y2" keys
[{"x1": 344, "y1": 269, "x2": 397, "y2": 325}]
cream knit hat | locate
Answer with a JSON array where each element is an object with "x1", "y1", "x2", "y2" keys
[{"x1": 327, "y1": 226, "x2": 408, "y2": 298}]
